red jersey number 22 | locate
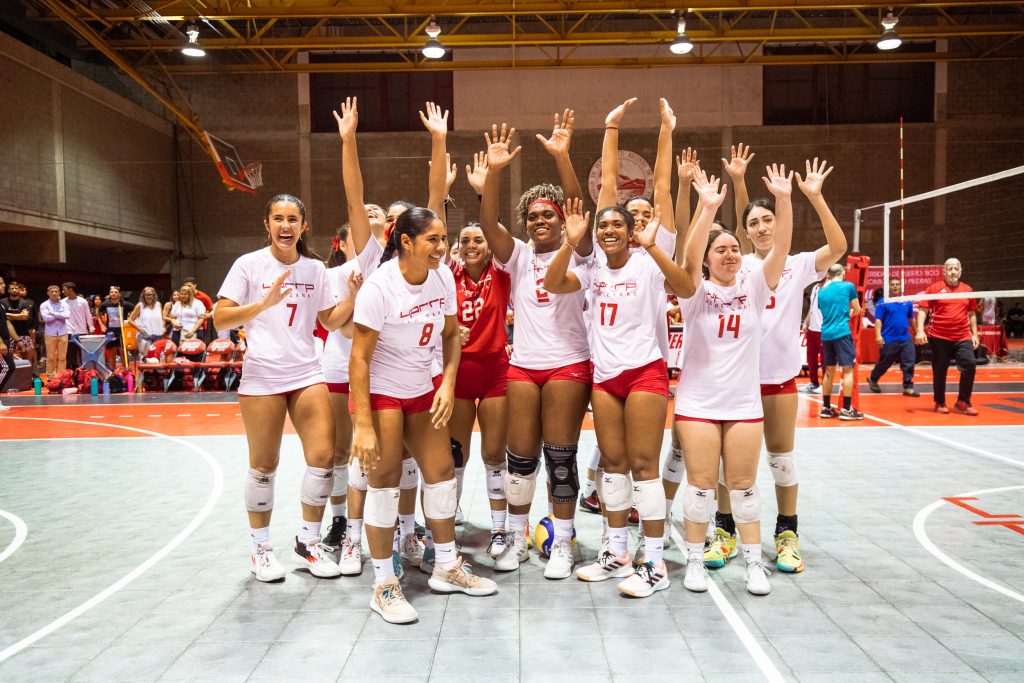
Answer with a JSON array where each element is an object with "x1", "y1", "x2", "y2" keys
[{"x1": 717, "y1": 313, "x2": 740, "y2": 339}]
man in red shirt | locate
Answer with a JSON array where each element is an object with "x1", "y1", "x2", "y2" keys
[{"x1": 915, "y1": 258, "x2": 980, "y2": 415}]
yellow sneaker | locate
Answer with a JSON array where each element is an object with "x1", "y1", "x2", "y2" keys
[
  {"x1": 775, "y1": 530, "x2": 804, "y2": 573},
  {"x1": 703, "y1": 527, "x2": 737, "y2": 569}
]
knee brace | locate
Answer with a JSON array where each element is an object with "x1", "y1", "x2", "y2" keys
[
  {"x1": 768, "y1": 451, "x2": 798, "y2": 487},
  {"x1": 633, "y1": 478, "x2": 666, "y2": 521},
  {"x1": 661, "y1": 447, "x2": 685, "y2": 484},
  {"x1": 601, "y1": 472, "x2": 632, "y2": 512},
  {"x1": 450, "y1": 438, "x2": 465, "y2": 468},
  {"x1": 364, "y1": 486, "x2": 400, "y2": 528},
  {"x1": 729, "y1": 486, "x2": 761, "y2": 525},
  {"x1": 349, "y1": 457, "x2": 368, "y2": 492},
  {"x1": 485, "y1": 463, "x2": 506, "y2": 501},
  {"x1": 505, "y1": 450, "x2": 539, "y2": 506},
  {"x1": 399, "y1": 458, "x2": 419, "y2": 490},
  {"x1": 543, "y1": 443, "x2": 580, "y2": 503},
  {"x1": 300, "y1": 466, "x2": 333, "y2": 507},
  {"x1": 682, "y1": 484, "x2": 714, "y2": 524},
  {"x1": 422, "y1": 478, "x2": 458, "y2": 519},
  {"x1": 331, "y1": 464, "x2": 349, "y2": 497},
  {"x1": 244, "y1": 468, "x2": 275, "y2": 512}
]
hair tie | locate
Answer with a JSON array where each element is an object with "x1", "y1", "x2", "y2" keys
[
  {"x1": 528, "y1": 198, "x2": 565, "y2": 221},
  {"x1": 332, "y1": 236, "x2": 341, "y2": 252},
  {"x1": 383, "y1": 226, "x2": 393, "y2": 243}
]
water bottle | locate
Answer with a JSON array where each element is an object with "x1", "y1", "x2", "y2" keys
[
  {"x1": 33, "y1": 377, "x2": 42, "y2": 395},
  {"x1": 90, "y1": 377, "x2": 98, "y2": 396},
  {"x1": 102, "y1": 379, "x2": 110, "y2": 396},
  {"x1": 126, "y1": 372, "x2": 135, "y2": 393}
]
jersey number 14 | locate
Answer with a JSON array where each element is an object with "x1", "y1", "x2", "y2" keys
[{"x1": 717, "y1": 313, "x2": 740, "y2": 339}]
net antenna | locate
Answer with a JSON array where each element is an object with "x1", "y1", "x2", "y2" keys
[{"x1": 202, "y1": 131, "x2": 263, "y2": 193}]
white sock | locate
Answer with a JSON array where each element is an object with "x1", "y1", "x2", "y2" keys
[
  {"x1": 582, "y1": 477, "x2": 597, "y2": 498},
  {"x1": 742, "y1": 543, "x2": 762, "y2": 564},
  {"x1": 455, "y1": 466, "x2": 465, "y2": 501},
  {"x1": 644, "y1": 534, "x2": 665, "y2": 565},
  {"x1": 686, "y1": 542, "x2": 704, "y2": 562},
  {"x1": 435, "y1": 541, "x2": 458, "y2": 570},
  {"x1": 490, "y1": 509, "x2": 507, "y2": 532},
  {"x1": 250, "y1": 526, "x2": 270, "y2": 553},
  {"x1": 398, "y1": 514, "x2": 415, "y2": 537},
  {"x1": 552, "y1": 516, "x2": 574, "y2": 542},
  {"x1": 371, "y1": 557, "x2": 395, "y2": 583},
  {"x1": 608, "y1": 526, "x2": 628, "y2": 557},
  {"x1": 509, "y1": 514, "x2": 528, "y2": 533},
  {"x1": 547, "y1": 501, "x2": 554, "y2": 516},
  {"x1": 331, "y1": 502, "x2": 347, "y2": 518},
  {"x1": 347, "y1": 519, "x2": 363, "y2": 543},
  {"x1": 298, "y1": 521, "x2": 321, "y2": 545},
  {"x1": 665, "y1": 499, "x2": 673, "y2": 517}
]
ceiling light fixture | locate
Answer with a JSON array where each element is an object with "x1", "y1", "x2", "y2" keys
[
  {"x1": 181, "y1": 23, "x2": 206, "y2": 57},
  {"x1": 877, "y1": 8, "x2": 902, "y2": 51},
  {"x1": 669, "y1": 14, "x2": 694, "y2": 55},
  {"x1": 422, "y1": 17, "x2": 445, "y2": 59}
]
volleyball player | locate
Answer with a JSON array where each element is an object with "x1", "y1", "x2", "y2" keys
[{"x1": 215, "y1": 194, "x2": 355, "y2": 582}]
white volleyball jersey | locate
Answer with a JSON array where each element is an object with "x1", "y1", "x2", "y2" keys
[
  {"x1": 218, "y1": 248, "x2": 334, "y2": 395},
  {"x1": 574, "y1": 253, "x2": 666, "y2": 383},
  {"x1": 496, "y1": 239, "x2": 591, "y2": 370},
  {"x1": 674, "y1": 267, "x2": 772, "y2": 420},
  {"x1": 354, "y1": 258, "x2": 456, "y2": 399},
  {"x1": 321, "y1": 259, "x2": 360, "y2": 384},
  {"x1": 741, "y1": 251, "x2": 823, "y2": 384},
  {"x1": 808, "y1": 283, "x2": 823, "y2": 332}
]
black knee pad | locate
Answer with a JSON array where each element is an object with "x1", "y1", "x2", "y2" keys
[
  {"x1": 506, "y1": 450, "x2": 539, "y2": 476},
  {"x1": 543, "y1": 443, "x2": 579, "y2": 503},
  {"x1": 450, "y1": 438, "x2": 465, "y2": 468}
]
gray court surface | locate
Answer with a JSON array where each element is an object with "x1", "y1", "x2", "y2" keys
[{"x1": 0, "y1": 419, "x2": 1022, "y2": 682}]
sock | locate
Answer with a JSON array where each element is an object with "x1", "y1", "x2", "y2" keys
[
  {"x1": 823, "y1": 394, "x2": 831, "y2": 408},
  {"x1": 582, "y1": 477, "x2": 597, "y2": 498},
  {"x1": 742, "y1": 543, "x2": 762, "y2": 564},
  {"x1": 775, "y1": 514, "x2": 798, "y2": 537},
  {"x1": 398, "y1": 514, "x2": 415, "y2": 537},
  {"x1": 608, "y1": 526, "x2": 628, "y2": 557},
  {"x1": 435, "y1": 541, "x2": 458, "y2": 570},
  {"x1": 298, "y1": 520, "x2": 321, "y2": 545},
  {"x1": 665, "y1": 499, "x2": 673, "y2": 517},
  {"x1": 843, "y1": 395, "x2": 852, "y2": 410},
  {"x1": 686, "y1": 542, "x2": 704, "y2": 563},
  {"x1": 424, "y1": 528, "x2": 434, "y2": 550},
  {"x1": 455, "y1": 466, "x2": 465, "y2": 501},
  {"x1": 250, "y1": 526, "x2": 270, "y2": 553},
  {"x1": 547, "y1": 501, "x2": 554, "y2": 516},
  {"x1": 552, "y1": 516, "x2": 574, "y2": 542},
  {"x1": 392, "y1": 529, "x2": 399, "y2": 551},
  {"x1": 716, "y1": 511, "x2": 736, "y2": 536},
  {"x1": 331, "y1": 502, "x2": 348, "y2": 518},
  {"x1": 509, "y1": 514, "x2": 528, "y2": 534},
  {"x1": 347, "y1": 519, "x2": 363, "y2": 543},
  {"x1": 644, "y1": 534, "x2": 665, "y2": 565},
  {"x1": 490, "y1": 509, "x2": 507, "y2": 532},
  {"x1": 371, "y1": 556, "x2": 395, "y2": 583}
]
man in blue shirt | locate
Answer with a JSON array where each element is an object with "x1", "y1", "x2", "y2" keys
[
  {"x1": 867, "y1": 278, "x2": 919, "y2": 397},
  {"x1": 817, "y1": 263, "x2": 863, "y2": 420}
]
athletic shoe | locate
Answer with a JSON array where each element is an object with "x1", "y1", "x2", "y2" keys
[
  {"x1": 579, "y1": 491, "x2": 601, "y2": 513},
  {"x1": 575, "y1": 550, "x2": 633, "y2": 582},
  {"x1": 370, "y1": 577, "x2": 417, "y2": 624},
  {"x1": 800, "y1": 383, "x2": 822, "y2": 394},
  {"x1": 455, "y1": 505, "x2": 465, "y2": 526},
  {"x1": 953, "y1": 400, "x2": 979, "y2": 416},
  {"x1": 399, "y1": 532, "x2": 424, "y2": 567},
  {"x1": 627, "y1": 507, "x2": 640, "y2": 525},
  {"x1": 774, "y1": 530, "x2": 805, "y2": 573},
  {"x1": 338, "y1": 537, "x2": 363, "y2": 576},
  {"x1": 633, "y1": 528, "x2": 646, "y2": 567},
  {"x1": 321, "y1": 515, "x2": 347, "y2": 551},
  {"x1": 543, "y1": 537, "x2": 574, "y2": 579},
  {"x1": 418, "y1": 547, "x2": 435, "y2": 575},
  {"x1": 487, "y1": 530, "x2": 509, "y2": 559},
  {"x1": 683, "y1": 557, "x2": 708, "y2": 592},
  {"x1": 293, "y1": 537, "x2": 342, "y2": 578},
  {"x1": 819, "y1": 406, "x2": 839, "y2": 418},
  {"x1": 745, "y1": 559, "x2": 772, "y2": 595},
  {"x1": 704, "y1": 528, "x2": 738, "y2": 569},
  {"x1": 494, "y1": 544, "x2": 520, "y2": 572},
  {"x1": 867, "y1": 377, "x2": 881, "y2": 393},
  {"x1": 903, "y1": 388, "x2": 920, "y2": 397},
  {"x1": 839, "y1": 407, "x2": 865, "y2": 421},
  {"x1": 934, "y1": 402, "x2": 950, "y2": 414},
  {"x1": 414, "y1": 522, "x2": 427, "y2": 540},
  {"x1": 391, "y1": 550, "x2": 405, "y2": 580},
  {"x1": 251, "y1": 542, "x2": 286, "y2": 583},
  {"x1": 510, "y1": 529, "x2": 530, "y2": 563},
  {"x1": 428, "y1": 557, "x2": 498, "y2": 596},
  {"x1": 618, "y1": 560, "x2": 670, "y2": 598}
]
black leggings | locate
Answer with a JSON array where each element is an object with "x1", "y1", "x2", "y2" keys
[{"x1": 929, "y1": 337, "x2": 976, "y2": 406}]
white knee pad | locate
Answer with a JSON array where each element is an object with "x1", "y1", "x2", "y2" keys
[
  {"x1": 349, "y1": 457, "x2": 368, "y2": 492},
  {"x1": 588, "y1": 444, "x2": 602, "y2": 470},
  {"x1": 331, "y1": 464, "x2": 349, "y2": 497},
  {"x1": 729, "y1": 486, "x2": 761, "y2": 524},
  {"x1": 486, "y1": 463, "x2": 506, "y2": 501},
  {"x1": 422, "y1": 478, "x2": 458, "y2": 519},
  {"x1": 506, "y1": 451, "x2": 540, "y2": 506},
  {"x1": 682, "y1": 484, "x2": 714, "y2": 524},
  {"x1": 661, "y1": 447, "x2": 685, "y2": 484},
  {"x1": 633, "y1": 478, "x2": 666, "y2": 521},
  {"x1": 601, "y1": 472, "x2": 632, "y2": 512},
  {"x1": 400, "y1": 458, "x2": 419, "y2": 490},
  {"x1": 300, "y1": 466, "x2": 333, "y2": 507},
  {"x1": 364, "y1": 486, "x2": 400, "y2": 528},
  {"x1": 594, "y1": 468, "x2": 604, "y2": 500},
  {"x1": 244, "y1": 468, "x2": 275, "y2": 512},
  {"x1": 768, "y1": 451, "x2": 798, "y2": 487}
]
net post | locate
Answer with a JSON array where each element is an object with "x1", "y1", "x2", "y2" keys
[
  {"x1": 853, "y1": 208, "x2": 862, "y2": 253},
  {"x1": 882, "y1": 204, "x2": 890, "y2": 305}
]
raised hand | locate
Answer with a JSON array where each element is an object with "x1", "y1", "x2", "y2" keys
[
  {"x1": 261, "y1": 270, "x2": 294, "y2": 310},
  {"x1": 634, "y1": 209, "x2": 663, "y2": 249},
  {"x1": 605, "y1": 98, "x2": 637, "y2": 128},
  {"x1": 762, "y1": 163, "x2": 794, "y2": 197},
  {"x1": 721, "y1": 143, "x2": 755, "y2": 180},
  {"x1": 795, "y1": 157, "x2": 833, "y2": 199},
  {"x1": 692, "y1": 169, "x2": 728, "y2": 211},
  {"x1": 484, "y1": 123, "x2": 522, "y2": 170},
  {"x1": 347, "y1": 270, "x2": 363, "y2": 295},
  {"x1": 465, "y1": 151, "x2": 489, "y2": 195},
  {"x1": 676, "y1": 147, "x2": 700, "y2": 183},
  {"x1": 429, "y1": 152, "x2": 458, "y2": 193},
  {"x1": 659, "y1": 98, "x2": 677, "y2": 129},
  {"x1": 536, "y1": 108, "x2": 575, "y2": 158},
  {"x1": 419, "y1": 101, "x2": 449, "y2": 137},
  {"x1": 562, "y1": 197, "x2": 591, "y2": 247},
  {"x1": 332, "y1": 96, "x2": 358, "y2": 139}
]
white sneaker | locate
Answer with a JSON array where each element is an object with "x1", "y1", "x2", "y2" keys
[
  {"x1": 487, "y1": 530, "x2": 509, "y2": 559},
  {"x1": 338, "y1": 537, "x2": 363, "y2": 576},
  {"x1": 745, "y1": 559, "x2": 772, "y2": 595},
  {"x1": 509, "y1": 530, "x2": 529, "y2": 563},
  {"x1": 428, "y1": 557, "x2": 498, "y2": 596},
  {"x1": 251, "y1": 542, "x2": 286, "y2": 582},
  {"x1": 543, "y1": 537, "x2": 574, "y2": 580},
  {"x1": 575, "y1": 550, "x2": 632, "y2": 582},
  {"x1": 493, "y1": 544, "x2": 520, "y2": 572},
  {"x1": 399, "y1": 532, "x2": 424, "y2": 567},
  {"x1": 293, "y1": 537, "x2": 342, "y2": 578},
  {"x1": 683, "y1": 557, "x2": 708, "y2": 592},
  {"x1": 455, "y1": 505, "x2": 466, "y2": 526},
  {"x1": 618, "y1": 560, "x2": 670, "y2": 598},
  {"x1": 370, "y1": 577, "x2": 417, "y2": 624},
  {"x1": 801, "y1": 383, "x2": 823, "y2": 394},
  {"x1": 662, "y1": 513, "x2": 673, "y2": 549},
  {"x1": 633, "y1": 528, "x2": 646, "y2": 567}
]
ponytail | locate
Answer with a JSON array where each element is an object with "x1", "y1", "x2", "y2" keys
[{"x1": 380, "y1": 226, "x2": 402, "y2": 266}]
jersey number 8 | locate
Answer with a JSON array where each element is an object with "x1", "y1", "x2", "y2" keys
[{"x1": 418, "y1": 323, "x2": 434, "y2": 346}]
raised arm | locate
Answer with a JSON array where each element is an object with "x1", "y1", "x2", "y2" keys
[
  {"x1": 760, "y1": 163, "x2": 795, "y2": 289},
  {"x1": 722, "y1": 143, "x2": 755, "y2": 250},
  {"x1": 653, "y1": 98, "x2": 676, "y2": 234},
  {"x1": 675, "y1": 148, "x2": 700, "y2": 251},
  {"x1": 334, "y1": 97, "x2": 373, "y2": 254},
  {"x1": 479, "y1": 123, "x2": 521, "y2": 264},
  {"x1": 678, "y1": 172, "x2": 729, "y2": 297},
  {"x1": 421, "y1": 101, "x2": 450, "y2": 220},
  {"x1": 541, "y1": 198, "x2": 590, "y2": 294},
  {"x1": 796, "y1": 158, "x2": 848, "y2": 272},
  {"x1": 598, "y1": 98, "x2": 637, "y2": 211},
  {"x1": 537, "y1": 109, "x2": 591, "y2": 256}
]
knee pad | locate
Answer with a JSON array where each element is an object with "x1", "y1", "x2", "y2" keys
[
  {"x1": 505, "y1": 450, "x2": 539, "y2": 506},
  {"x1": 244, "y1": 467, "x2": 275, "y2": 513},
  {"x1": 543, "y1": 443, "x2": 580, "y2": 503},
  {"x1": 601, "y1": 472, "x2": 632, "y2": 512},
  {"x1": 594, "y1": 467, "x2": 604, "y2": 500},
  {"x1": 661, "y1": 447, "x2": 685, "y2": 484},
  {"x1": 768, "y1": 451, "x2": 798, "y2": 487},
  {"x1": 331, "y1": 464, "x2": 349, "y2": 497},
  {"x1": 450, "y1": 438, "x2": 465, "y2": 468},
  {"x1": 349, "y1": 457, "x2": 368, "y2": 492},
  {"x1": 682, "y1": 484, "x2": 714, "y2": 524},
  {"x1": 400, "y1": 458, "x2": 419, "y2": 490},
  {"x1": 422, "y1": 478, "x2": 458, "y2": 519},
  {"x1": 364, "y1": 486, "x2": 400, "y2": 528},
  {"x1": 633, "y1": 478, "x2": 666, "y2": 521},
  {"x1": 485, "y1": 463, "x2": 506, "y2": 501},
  {"x1": 588, "y1": 444, "x2": 602, "y2": 470},
  {"x1": 729, "y1": 486, "x2": 761, "y2": 525},
  {"x1": 300, "y1": 466, "x2": 333, "y2": 507}
]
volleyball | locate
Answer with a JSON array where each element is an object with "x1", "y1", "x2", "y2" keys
[{"x1": 533, "y1": 515, "x2": 577, "y2": 558}]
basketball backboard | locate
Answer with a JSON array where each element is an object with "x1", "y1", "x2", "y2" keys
[{"x1": 203, "y1": 131, "x2": 262, "y2": 193}]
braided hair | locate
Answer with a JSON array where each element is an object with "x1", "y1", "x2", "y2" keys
[
  {"x1": 380, "y1": 206, "x2": 440, "y2": 266},
  {"x1": 515, "y1": 183, "x2": 564, "y2": 226},
  {"x1": 263, "y1": 194, "x2": 322, "y2": 260}
]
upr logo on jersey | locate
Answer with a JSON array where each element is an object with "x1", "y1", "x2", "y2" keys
[
  {"x1": 399, "y1": 297, "x2": 447, "y2": 319},
  {"x1": 262, "y1": 281, "x2": 317, "y2": 298},
  {"x1": 704, "y1": 291, "x2": 749, "y2": 310},
  {"x1": 595, "y1": 280, "x2": 639, "y2": 298}
]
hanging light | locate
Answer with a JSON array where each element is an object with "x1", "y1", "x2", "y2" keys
[
  {"x1": 669, "y1": 14, "x2": 694, "y2": 55},
  {"x1": 422, "y1": 17, "x2": 445, "y2": 59},
  {"x1": 181, "y1": 23, "x2": 206, "y2": 57},
  {"x1": 877, "y1": 8, "x2": 902, "y2": 51}
]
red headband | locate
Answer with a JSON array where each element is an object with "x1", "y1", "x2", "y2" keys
[
  {"x1": 331, "y1": 236, "x2": 341, "y2": 252},
  {"x1": 528, "y1": 198, "x2": 565, "y2": 221}
]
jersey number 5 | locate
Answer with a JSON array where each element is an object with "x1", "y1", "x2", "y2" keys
[
  {"x1": 599, "y1": 302, "x2": 619, "y2": 326},
  {"x1": 535, "y1": 278, "x2": 550, "y2": 304},
  {"x1": 418, "y1": 323, "x2": 434, "y2": 346},
  {"x1": 717, "y1": 313, "x2": 740, "y2": 339}
]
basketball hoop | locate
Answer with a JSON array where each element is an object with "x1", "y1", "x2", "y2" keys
[{"x1": 242, "y1": 161, "x2": 263, "y2": 190}]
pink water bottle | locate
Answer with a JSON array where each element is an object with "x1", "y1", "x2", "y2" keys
[{"x1": 126, "y1": 372, "x2": 135, "y2": 393}]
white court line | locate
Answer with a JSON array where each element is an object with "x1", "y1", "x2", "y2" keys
[
  {"x1": 668, "y1": 525, "x2": 786, "y2": 683},
  {"x1": 0, "y1": 416, "x2": 224, "y2": 663},
  {"x1": 914, "y1": 485, "x2": 1024, "y2": 604},
  {"x1": 0, "y1": 510, "x2": 28, "y2": 565}
]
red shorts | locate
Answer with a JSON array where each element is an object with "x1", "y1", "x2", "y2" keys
[
  {"x1": 238, "y1": 381, "x2": 326, "y2": 398},
  {"x1": 674, "y1": 415, "x2": 764, "y2": 425},
  {"x1": 327, "y1": 382, "x2": 350, "y2": 394},
  {"x1": 349, "y1": 388, "x2": 436, "y2": 415},
  {"x1": 456, "y1": 350, "x2": 509, "y2": 401},
  {"x1": 433, "y1": 374, "x2": 443, "y2": 390},
  {"x1": 507, "y1": 360, "x2": 592, "y2": 387},
  {"x1": 760, "y1": 377, "x2": 797, "y2": 396},
  {"x1": 594, "y1": 359, "x2": 670, "y2": 400}
]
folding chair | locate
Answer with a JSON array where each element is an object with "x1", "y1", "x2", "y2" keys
[
  {"x1": 165, "y1": 338, "x2": 206, "y2": 392},
  {"x1": 194, "y1": 338, "x2": 235, "y2": 391}
]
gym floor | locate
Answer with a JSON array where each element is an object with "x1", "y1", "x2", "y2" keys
[{"x1": 1, "y1": 365, "x2": 1022, "y2": 682}]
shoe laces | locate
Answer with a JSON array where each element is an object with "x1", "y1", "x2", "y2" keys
[
  {"x1": 255, "y1": 543, "x2": 275, "y2": 565},
  {"x1": 747, "y1": 559, "x2": 773, "y2": 577},
  {"x1": 597, "y1": 549, "x2": 622, "y2": 569},
  {"x1": 378, "y1": 580, "x2": 407, "y2": 607},
  {"x1": 401, "y1": 534, "x2": 421, "y2": 554},
  {"x1": 686, "y1": 556, "x2": 706, "y2": 574},
  {"x1": 634, "y1": 561, "x2": 655, "y2": 583},
  {"x1": 551, "y1": 537, "x2": 572, "y2": 559},
  {"x1": 490, "y1": 530, "x2": 508, "y2": 547}
]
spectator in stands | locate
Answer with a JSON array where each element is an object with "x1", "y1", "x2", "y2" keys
[
  {"x1": 868, "y1": 277, "x2": 919, "y2": 397},
  {"x1": 182, "y1": 277, "x2": 214, "y2": 342},
  {"x1": 1007, "y1": 301, "x2": 1024, "y2": 338},
  {"x1": 1, "y1": 281, "x2": 36, "y2": 369},
  {"x1": 39, "y1": 285, "x2": 70, "y2": 378},
  {"x1": 162, "y1": 290, "x2": 180, "y2": 336},
  {"x1": 100, "y1": 286, "x2": 132, "y2": 367},
  {"x1": 169, "y1": 284, "x2": 206, "y2": 345},
  {"x1": 127, "y1": 286, "x2": 165, "y2": 359},
  {"x1": 817, "y1": 264, "x2": 863, "y2": 420},
  {"x1": 62, "y1": 282, "x2": 91, "y2": 369},
  {"x1": 90, "y1": 295, "x2": 107, "y2": 335},
  {"x1": 0, "y1": 289, "x2": 12, "y2": 411}
]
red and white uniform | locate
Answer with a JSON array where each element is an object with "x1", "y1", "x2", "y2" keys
[
  {"x1": 453, "y1": 259, "x2": 511, "y2": 401},
  {"x1": 354, "y1": 258, "x2": 456, "y2": 399},
  {"x1": 741, "y1": 252, "x2": 823, "y2": 385},
  {"x1": 218, "y1": 247, "x2": 333, "y2": 395},
  {"x1": 320, "y1": 260, "x2": 360, "y2": 389},
  {"x1": 674, "y1": 266, "x2": 773, "y2": 420}
]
